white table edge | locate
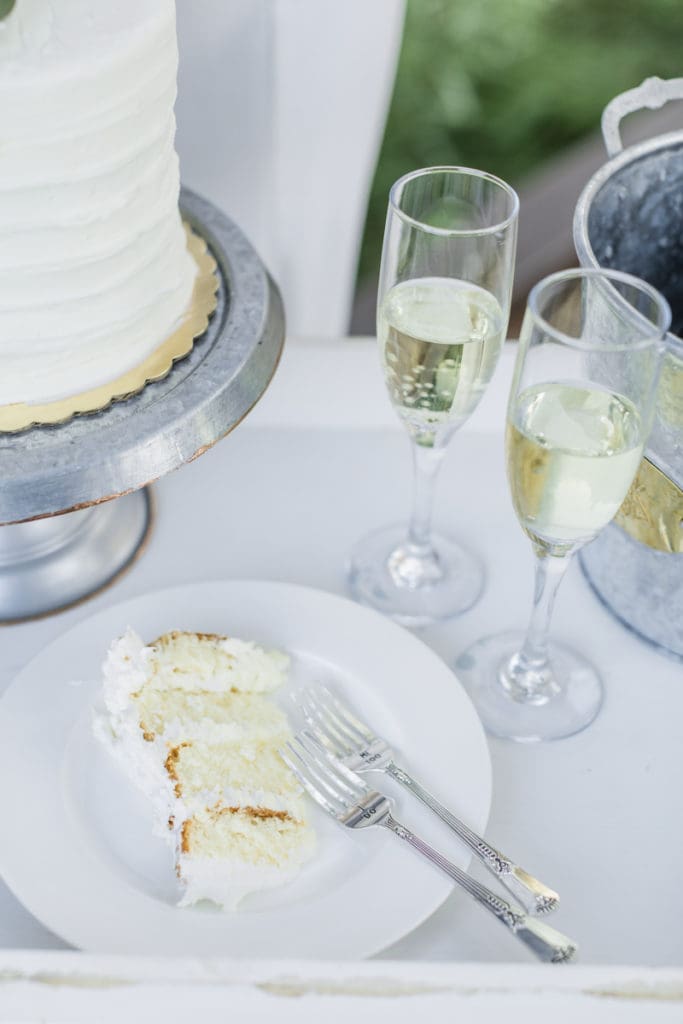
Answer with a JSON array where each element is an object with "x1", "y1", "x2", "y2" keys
[{"x1": 0, "y1": 951, "x2": 681, "y2": 1020}]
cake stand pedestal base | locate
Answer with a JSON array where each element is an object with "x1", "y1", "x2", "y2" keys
[{"x1": 0, "y1": 490, "x2": 153, "y2": 624}]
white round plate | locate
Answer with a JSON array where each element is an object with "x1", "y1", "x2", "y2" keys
[{"x1": 0, "y1": 581, "x2": 491, "y2": 958}]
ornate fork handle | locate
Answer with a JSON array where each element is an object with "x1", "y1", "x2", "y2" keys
[
  {"x1": 386, "y1": 761, "x2": 559, "y2": 916},
  {"x1": 383, "y1": 815, "x2": 576, "y2": 964}
]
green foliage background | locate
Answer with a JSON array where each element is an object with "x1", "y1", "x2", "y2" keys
[{"x1": 358, "y1": 0, "x2": 683, "y2": 280}]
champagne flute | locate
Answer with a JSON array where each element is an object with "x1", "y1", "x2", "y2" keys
[
  {"x1": 348, "y1": 167, "x2": 519, "y2": 626},
  {"x1": 456, "y1": 268, "x2": 670, "y2": 741}
]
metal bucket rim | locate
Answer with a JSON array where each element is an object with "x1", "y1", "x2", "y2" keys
[{"x1": 573, "y1": 128, "x2": 683, "y2": 357}]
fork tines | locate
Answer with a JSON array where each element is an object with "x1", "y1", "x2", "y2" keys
[
  {"x1": 280, "y1": 731, "x2": 367, "y2": 817},
  {"x1": 299, "y1": 683, "x2": 374, "y2": 753}
]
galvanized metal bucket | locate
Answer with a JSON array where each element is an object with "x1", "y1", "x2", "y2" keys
[{"x1": 573, "y1": 77, "x2": 683, "y2": 659}]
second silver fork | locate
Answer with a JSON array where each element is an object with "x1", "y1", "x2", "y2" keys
[{"x1": 297, "y1": 683, "x2": 559, "y2": 916}]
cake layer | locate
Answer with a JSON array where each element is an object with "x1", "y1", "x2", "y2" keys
[
  {"x1": 0, "y1": 0, "x2": 196, "y2": 405},
  {"x1": 166, "y1": 740, "x2": 306, "y2": 817},
  {"x1": 135, "y1": 690, "x2": 291, "y2": 746},
  {"x1": 181, "y1": 805, "x2": 312, "y2": 864},
  {"x1": 145, "y1": 632, "x2": 289, "y2": 694},
  {"x1": 177, "y1": 806, "x2": 315, "y2": 910},
  {"x1": 102, "y1": 629, "x2": 288, "y2": 712},
  {"x1": 169, "y1": 742, "x2": 304, "y2": 799}
]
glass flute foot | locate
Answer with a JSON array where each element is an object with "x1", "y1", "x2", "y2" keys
[
  {"x1": 348, "y1": 523, "x2": 484, "y2": 628},
  {"x1": 455, "y1": 630, "x2": 604, "y2": 741}
]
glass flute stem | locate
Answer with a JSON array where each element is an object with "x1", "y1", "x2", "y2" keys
[
  {"x1": 387, "y1": 441, "x2": 446, "y2": 588},
  {"x1": 408, "y1": 442, "x2": 445, "y2": 551},
  {"x1": 501, "y1": 549, "x2": 572, "y2": 703}
]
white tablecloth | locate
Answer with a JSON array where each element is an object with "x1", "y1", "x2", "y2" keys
[{"x1": 1, "y1": 336, "x2": 681, "y2": 966}]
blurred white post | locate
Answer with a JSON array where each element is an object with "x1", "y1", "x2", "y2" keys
[
  {"x1": 175, "y1": 0, "x2": 405, "y2": 337},
  {"x1": 175, "y1": 3, "x2": 274, "y2": 275}
]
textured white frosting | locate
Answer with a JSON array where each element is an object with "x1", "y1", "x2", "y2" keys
[
  {"x1": 0, "y1": 0, "x2": 196, "y2": 404},
  {"x1": 93, "y1": 628, "x2": 179, "y2": 838},
  {"x1": 177, "y1": 857, "x2": 306, "y2": 912}
]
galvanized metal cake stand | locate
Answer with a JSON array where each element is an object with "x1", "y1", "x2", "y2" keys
[{"x1": 0, "y1": 189, "x2": 285, "y2": 622}]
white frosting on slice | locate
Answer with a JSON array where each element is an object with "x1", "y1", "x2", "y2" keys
[
  {"x1": 93, "y1": 710, "x2": 178, "y2": 840},
  {"x1": 0, "y1": 0, "x2": 196, "y2": 404},
  {"x1": 177, "y1": 858, "x2": 304, "y2": 912},
  {"x1": 94, "y1": 629, "x2": 177, "y2": 836}
]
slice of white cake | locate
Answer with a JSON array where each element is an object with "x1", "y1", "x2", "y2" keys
[{"x1": 95, "y1": 628, "x2": 315, "y2": 908}]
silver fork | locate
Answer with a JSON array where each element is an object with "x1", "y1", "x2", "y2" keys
[
  {"x1": 280, "y1": 732, "x2": 577, "y2": 963},
  {"x1": 296, "y1": 684, "x2": 559, "y2": 916}
]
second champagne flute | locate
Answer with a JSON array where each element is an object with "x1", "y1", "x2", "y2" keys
[
  {"x1": 456, "y1": 268, "x2": 670, "y2": 741},
  {"x1": 349, "y1": 166, "x2": 519, "y2": 625}
]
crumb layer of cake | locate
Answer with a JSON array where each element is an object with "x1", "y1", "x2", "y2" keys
[
  {"x1": 135, "y1": 689, "x2": 291, "y2": 745},
  {"x1": 165, "y1": 740, "x2": 307, "y2": 817},
  {"x1": 145, "y1": 632, "x2": 288, "y2": 693}
]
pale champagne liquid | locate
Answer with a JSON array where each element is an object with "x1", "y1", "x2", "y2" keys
[
  {"x1": 506, "y1": 382, "x2": 644, "y2": 552},
  {"x1": 379, "y1": 277, "x2": 505, "y2": 445}
]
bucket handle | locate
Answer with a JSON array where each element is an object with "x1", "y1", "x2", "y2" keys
[{"x1": 602, "y1": 76, "x2": 683, "y2": 158}]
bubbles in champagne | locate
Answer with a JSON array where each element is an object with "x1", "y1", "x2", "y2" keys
[{"x1": 378, "y1": 277, "x2": 504, "y2": 445}]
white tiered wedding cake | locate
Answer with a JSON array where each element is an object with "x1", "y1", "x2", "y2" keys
[{"x1": 0, "y1": 0, "x2": 196, "y2": 406}]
